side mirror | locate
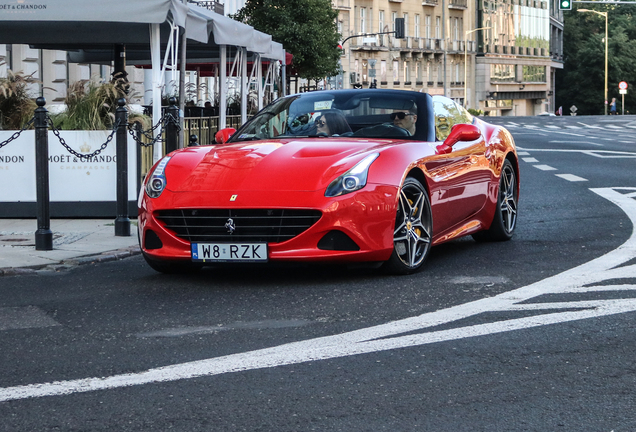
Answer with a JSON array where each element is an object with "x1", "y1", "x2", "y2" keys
[
  {"x1": 436, "y1": 123, "x2": 481, "y2": 155},
  {"x1": 215, "y1": 127, "x2": 236, "y2": 144}
]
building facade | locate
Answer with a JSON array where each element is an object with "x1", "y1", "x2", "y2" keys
[
  {"x1": 335, "y1": 0, "x2": 564, "y2": 115},
  {"x1": 0, "y1": 0, "x2": 563, "y2": 117}
]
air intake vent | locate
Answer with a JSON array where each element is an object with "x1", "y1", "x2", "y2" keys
[{"x1": 156, "y1": 209, "x2": 322, "y2": 244}]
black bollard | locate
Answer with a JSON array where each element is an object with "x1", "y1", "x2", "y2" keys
[
  {"x1": 189, "y1": 134, "x2": 199, "y2": 146},
  {"x1": 114, "y1": 98, "x2": 131, "y2": 237},
  {"x1": 34, "y1": 97, "x2": 53, "y2": 251},
  {"x1": 165, "y1": 97, "x2": 179, "y2": 153}
]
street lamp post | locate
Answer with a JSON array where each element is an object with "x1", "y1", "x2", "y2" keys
[
  {"x1": 578, "y1": 9, "x2": 608, "y2": 115},
  {"x1": 464, "y1": 26, "x2": 491, "y2": 108}
]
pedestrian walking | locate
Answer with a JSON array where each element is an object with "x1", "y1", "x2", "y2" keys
[{"x1": 610, "y1": 98, "x2": 617, "y2": 115}]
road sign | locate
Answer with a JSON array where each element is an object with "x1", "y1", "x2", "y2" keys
[
  {"x1": 620, "y1": 89, "x2": 627, "y2": 94},
  {"x1": 619, "y1": 81, "x2": 628, "y2": 90}
]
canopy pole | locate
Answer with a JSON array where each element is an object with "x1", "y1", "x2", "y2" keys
[
  {"x1": 150, "y1": 23, "x2": 162, "y2": 163},
  {"x1": 241, "y1": 47, "x2": 247, "y2": 124},
  {"x1": 219, "y1": 45, "x2": 227, "y2": 130},
  {"x1": 257, "y1": 54, "x2": 263, "y2": 111},
  {"x1": 281, "y1": 52, "x2": 287, "y2": 97},
  {"x1": 178, "y1": 17, "x2": 187, "y2": 148}
]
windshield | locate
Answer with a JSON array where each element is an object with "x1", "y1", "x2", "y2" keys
[{"x1": 230, "y1": 90, "x2": 425, "y2": 142}]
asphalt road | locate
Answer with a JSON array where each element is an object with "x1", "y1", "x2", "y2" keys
[{"x1": 1, "y1": 115, "x2": 635, "y2": 431}]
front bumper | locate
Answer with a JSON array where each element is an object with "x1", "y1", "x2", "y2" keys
[{"x1": 138, "y1": 184, "x2": 398, "y2": 263}]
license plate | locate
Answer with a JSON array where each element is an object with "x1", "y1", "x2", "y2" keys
[{"x1": 191, "y1": 242, "x2": 268, "y2": 262}]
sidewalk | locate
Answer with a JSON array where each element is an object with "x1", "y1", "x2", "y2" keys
[{"x1": 0, "y1": 219, "x2": 140, "y2": 276}]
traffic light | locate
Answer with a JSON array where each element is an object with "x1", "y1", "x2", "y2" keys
[
  {"x1": 559, "y1": 0, "x2": 571, "y2": 10},
  {"x1": 394, "y1": 18, "x2": 405, "y2": 39}
]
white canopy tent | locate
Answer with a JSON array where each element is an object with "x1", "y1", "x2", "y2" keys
[{"x1": 0, "y1": 0, "x2": 286, "y2": 161}]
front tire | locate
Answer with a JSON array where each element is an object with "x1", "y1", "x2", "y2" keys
[
  {"x1": 383, "y1": 177, "x2": 433, "y2": 275},
  {"x1": 472, "y1": 159, "x2": 518, "y2": 242}
]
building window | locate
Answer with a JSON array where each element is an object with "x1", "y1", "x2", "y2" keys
[
  {"x1": 404, "y1": 62, "x2": 410, "y2": 83},
  {"x1": 435, "y1": 16, "x2": 441, "y2": 39},
  {"x1": 425, "y1": 15, "x2": 431, "y2": 39},
  {"x1": 393, "y1": 60, "x2": 399, "y2": 83},
  {"x1": 490, "y1": 64, "x2": 516, "y2": 82},
  {"x1": 379, "y1": 10, "x2": 385, "y2": 45},
  {"x1": 415, "y1": 14, "x2": 420, "y2": 39},
  {"x1": 392, "y1": 12, "x2": 397, "y2": 33},
  {"x1": 403, "y1": 13, "x2": 409, "y2": 38},
  {"x1": 360, "y1": 7, "x2": 366, "y2": 34},
  {"x1": 381, "y1": 60, "x2": 387, "y2": 82},
  {"x1": 522, "y1": 65, "x2": 547, "y2": 82}
]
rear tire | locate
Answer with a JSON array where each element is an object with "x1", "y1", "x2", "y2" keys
[
  {"x1": 472, "y1": 159, "x2": 518, "y2": 242},
  {"x1": 383, "y1": 177, "x2": 433, "y2": 275}
]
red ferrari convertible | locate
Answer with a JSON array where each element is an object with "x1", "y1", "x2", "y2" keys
[{"x1": 138, "y1": 89, "x2": 519, "y2": 274}]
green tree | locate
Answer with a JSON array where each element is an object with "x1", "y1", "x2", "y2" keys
[
  {"x1": 557, "y1": 4, "x2": 636, "y2": 115},
  {"x1": 232, "y1": 0, "x2": 341, "y2": 80}
]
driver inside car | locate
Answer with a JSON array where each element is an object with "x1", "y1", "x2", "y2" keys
[{"x1": 390, "y1": 109, "x2": 417, "y2": 135}]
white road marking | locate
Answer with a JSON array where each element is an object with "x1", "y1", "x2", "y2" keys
[
  {"x1": 517, "y1": 151, "x2": 531, "y2": 156},
  {"x1": 522, "y1": 157, "x2": 539, "y2": 163},
  {"x1": 523, "y1": 127, "x2": 586, "y2": 137},
  {"x1": 549, "y1": 140, "x2": 604, "y2": 147},
  {"x1": 534, "y1": 164, "x2": 557, "y2": 171},
  {"x1": 577, "y1": 122, "x2": 602, "y2": 129},
  {"x1": 1, "y1": 188, "x2": 635, "y2": 403},
  {"x1": 555, "y1": 174, "x2": 588, "y2": 182},
  {"x1": 517, "y1": 148, "x2": 636, "y2": 159}
]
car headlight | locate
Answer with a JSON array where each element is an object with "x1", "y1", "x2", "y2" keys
[
  {"x1": 325, "y1": 153, "x2": 379, "y2": 197},
  {"x1": 144, "y1": 156, "x2": 171, "y2": 198}
]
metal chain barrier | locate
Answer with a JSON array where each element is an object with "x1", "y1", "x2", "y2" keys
[
  {"x1": 127, "y1": 111, "x2": 181, "y2": 147},
  {"x1": 0, "y1": 117, "x2": 35, "y2": 150},
  {"x1": 47, "y1": 115, "x2": 120, "y2": 160}
]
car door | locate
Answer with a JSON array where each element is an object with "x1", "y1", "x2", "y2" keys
[{"x1": 425, "y1": 96, "x2": 491, "y2": 235}]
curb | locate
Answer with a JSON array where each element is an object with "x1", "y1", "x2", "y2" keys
[{"x1": 0, "y1": 245, "x2": 142, "y2": 276}]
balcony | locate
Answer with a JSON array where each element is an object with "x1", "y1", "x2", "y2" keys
[
  {"x1": 334, "y1": 0, "x2": 350, "y2": 9},
  {"x1": 450, "y1": 40, "x2": 465, "y2": 52},
  {"x1": 449, "y1": 0, "x2": 467, "y2": 9},
  {"x1": 187, "y1": 0, "x2": 223, "y2": 14}
]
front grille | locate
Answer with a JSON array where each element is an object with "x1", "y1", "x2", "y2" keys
[{"x1": 156, "y1": 209, "x2": 322, "y2": 243}]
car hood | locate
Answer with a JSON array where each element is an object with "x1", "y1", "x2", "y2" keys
[{"x1": 165, "y1": 138, "x2": 393, "y2": 193}]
